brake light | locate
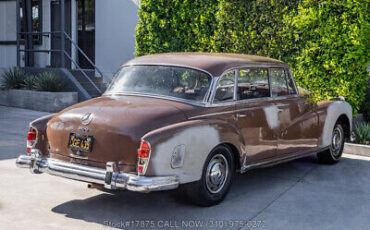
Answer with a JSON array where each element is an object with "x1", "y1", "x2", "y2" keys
[
  {"x1": 138, "y1": 141, "x2": 150, "y2": 158},
  {"x1": 27, "y1": 127, "x2": 37, "y2": 154},
  {"x1": 137, "y1": 140, "x2": 151, "y2": 175}
]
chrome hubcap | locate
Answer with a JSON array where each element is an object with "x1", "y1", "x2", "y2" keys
[
  {"x1": 331, "y1": 127, "x2": 343, "y2": 157},
  {"x1": 205, "y1": 154, "x2": 229, "y2": 194}
]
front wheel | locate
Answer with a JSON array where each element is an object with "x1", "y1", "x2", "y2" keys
[
  {"x1": 317, "y1": 123, "x2": 345, "y2": 164},
  {"x1": 180, "y1": 145, "x2": 235, "y2": 206}
]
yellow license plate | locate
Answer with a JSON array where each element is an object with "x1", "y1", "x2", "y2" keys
[{"x1": 68, "y1": 133, "x2": 93, "y2": 152}]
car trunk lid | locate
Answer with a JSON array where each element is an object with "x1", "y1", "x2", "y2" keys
[{"x1": 46, "y1": 96, "x2": 189, "y2": 172}]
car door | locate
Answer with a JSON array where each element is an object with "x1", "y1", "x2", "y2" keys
[
  {"x1": 270, "y1": 68, "x2": 319, "y2": 156},
  {"x1": 234, "y1": 68, "x2": 278, "y2": 163}
]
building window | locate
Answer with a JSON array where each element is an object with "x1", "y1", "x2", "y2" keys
[{"x1": 20, "y1": 0, "x2": 42, "y2": 44}]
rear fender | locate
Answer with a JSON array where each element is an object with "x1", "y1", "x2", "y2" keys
[
  {"x1": 29, "y1": 114, "x2": 55, "y2": 156},
  {"x1": 319, "y1": 101, "x2": 352, "y2": 147},
  {"x1": 142, "y1": 119, "x2": 243, "y2": 184}
]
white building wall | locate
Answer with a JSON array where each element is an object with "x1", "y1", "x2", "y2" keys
[
  {"x1": 34, "y1": 0, "x2": 51, "y2": 68},
  {"x1": 95, "y1": 0, "x2": 139, "y2": 79},
  {"x1": 0, "y1": 1, "x2": 17, "y2": 69}
]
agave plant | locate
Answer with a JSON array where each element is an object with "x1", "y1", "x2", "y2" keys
[
  {"x1": 35, "y1": 72, "x2": 63, "y2": 92},
  {"x1": 0, "y1": 67, "x2": 26, "y2": 89},
  {"x1": 23, "y1": 75, "x2": 37, "y2": 90},
  {"x1": 354, "y1": 122, "x2": 370, "y2": 145}
]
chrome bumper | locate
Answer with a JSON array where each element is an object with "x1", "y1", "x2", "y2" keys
[{"x1": 16, "y1": 154, "x2": 179, "y2": 192}]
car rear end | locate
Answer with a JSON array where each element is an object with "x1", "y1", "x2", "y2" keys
[{"x1": 16, "y1": 96, "x2": 189, "y2": 192}]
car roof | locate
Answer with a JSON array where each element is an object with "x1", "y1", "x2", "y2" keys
[{"x1": 123, "y1": 52, "x2": 289, "y2": 76}]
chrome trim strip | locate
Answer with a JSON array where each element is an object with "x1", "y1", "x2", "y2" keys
[
  {"x1": 208, "y1": 76, "x2": 220, "y2": 105},
  {"x1": 104, "y1": 92, "x2": 207, "y2": 107},
  {"x1": 240, "y1": 146, "x2": 330, "y2": 173},
  {"x1": 16, "y1": 155, "x2": 179, "y2": 192},
  {"x1": 268, "y1": 68, "x2": 273, "y2": 97},
  {"x1": 206, "y1": 77, "x2": 218, "y2": 104},
  {"x1": 189, "y1": 110, "x2": 236, "y2": 119},
  {"x1": 122, "y1": 63, "x2": 215, "y2": 78},
  {"x1": 189, "y1": 103, "x2": 274, "y2": 119},
  {"x1": 233, "y1": 69, "x2": 238, "y2": 101}
]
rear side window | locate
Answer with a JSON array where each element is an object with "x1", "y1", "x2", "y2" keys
[
  {"x1": 270, "y1": 68, "x2": 296, "y2": 97},
  {"x1": 237, "y1": 68, "x2": 270, "y2": 100}
]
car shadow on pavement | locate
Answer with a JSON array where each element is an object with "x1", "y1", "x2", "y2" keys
[{"x1": 51, "y1": 156, "x2": 322, "y2": 229}]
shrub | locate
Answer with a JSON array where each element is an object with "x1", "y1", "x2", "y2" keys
[
  {"x1": 136, "y1": 0, "x2": 219, "y2": 56},
  {"x1": 290, "y1": 0, "x2": 369, "y2": 113},
  {"x1": 354, "y1": 122, "x2": 370, "y2": 145},
  {"x1": 136, "y1": 0, "x2": 370, "y2": 114},
  {"x1": 362, "y1": 84, "x2": 370, "y2": 122},
  {"x1": 23, "y1": 75, "x2": 37, "y2": 90},
  {"x1": 0, "y1": 67, "x2": 26, "y2": 89},
  {"x1": 35, "y1": 72, "x2": 63, "y2": 92}
]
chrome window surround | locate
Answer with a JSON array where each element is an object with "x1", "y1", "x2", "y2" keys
[
  {"x1": 103, "y1": 63, "x2": 300, "y2": 108},
  {"x1": 207, "y1": 65, "x2": 300, "y2": 107}
]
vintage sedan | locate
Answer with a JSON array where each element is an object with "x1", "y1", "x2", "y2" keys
[{"x1": 16, "y1": 53, "x2": 352, "y2": 206}]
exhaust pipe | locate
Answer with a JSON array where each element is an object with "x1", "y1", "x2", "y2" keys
[{"x1": 88, "y1": 183, "x2": 104, "y2": 189}]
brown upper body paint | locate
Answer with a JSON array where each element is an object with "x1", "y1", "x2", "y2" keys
[{"x1": 29, "y1": 53, "x2": 352, "y2": 181}]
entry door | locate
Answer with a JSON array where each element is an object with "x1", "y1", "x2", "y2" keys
[
  {"x1": 77, "y1": 0, "x2": 95, "y2": 69},
  {"x1": 270, "y1": 68, "x2": 319, "y2": 155},
  {"x1": 234, "y1": 68, "x2": 278, "y2": 163},
  {"x1": 50, "y1": 0, "x2": 72, "y2": 68}
]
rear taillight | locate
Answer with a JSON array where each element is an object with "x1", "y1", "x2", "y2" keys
[
  {"x1": 27, "y1": 127, "x2": 37, "y2": 154},
  {"x1": 137, "y1": 140, "x2": 151, "y2": 175}
]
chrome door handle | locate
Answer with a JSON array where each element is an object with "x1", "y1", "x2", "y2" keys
[{"x1": 236, "y1": 113, "x2": 246, "y2": 118}]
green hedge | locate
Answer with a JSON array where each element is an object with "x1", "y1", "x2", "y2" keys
[
  {"x1": 136, "y1": 0, "x2": 369, "y2": 113},
  {"x1": 290, "y1": 0, "x2": 369, "y2": 113},
  {"x1": 136, "y1": 0, "x2": 219, "y2": 54}
]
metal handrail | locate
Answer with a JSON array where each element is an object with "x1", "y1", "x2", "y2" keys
[
  {"x1": 17, "y1": 30, "x2": 104, "y2": 96},
  {"x1": 19, "y1": 49, "x2": 61, "y2": 53},
  {"x1": 63, "y1": 32, "x2": 106, "y2": 81},
  {"x1": 63, "y1": 50, "x2": 102, "y2": 94},
  {"x1": 19, "y1": 31, "x2": 61, "y2": 35}
]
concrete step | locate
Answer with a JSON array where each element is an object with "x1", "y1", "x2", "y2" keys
[{"x1": 68, "y1": 69, "x2": 107, "y2": 97}]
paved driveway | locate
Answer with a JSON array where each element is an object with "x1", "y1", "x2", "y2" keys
[{"x1": 0, "y1": 106, "x2": 370, "y2": 230}]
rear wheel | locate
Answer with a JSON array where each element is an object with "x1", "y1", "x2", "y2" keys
[
  {"x1": 180, "y1": 145, "x2": 235, "y2": 206},
  {"x1": 317, "y1": 123, "x2": 344, "y2": 164}
]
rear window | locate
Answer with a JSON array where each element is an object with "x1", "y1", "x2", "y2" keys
[{"x1": 106, "y1": 66, "x2": 212, "y2": 102}]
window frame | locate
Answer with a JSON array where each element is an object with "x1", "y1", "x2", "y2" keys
[
  {"x1": 19, "y1": 0, "x2": 43, "y2": 45},
  {"x1": 210, "y1": 66, "x2": 299, "y2": 106}
]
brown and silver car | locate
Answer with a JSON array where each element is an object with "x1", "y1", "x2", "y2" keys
[{"x1": 16, "y1": 53, "x2": 352, "y2": 206}]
